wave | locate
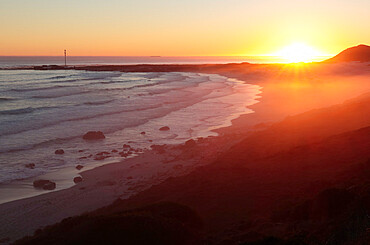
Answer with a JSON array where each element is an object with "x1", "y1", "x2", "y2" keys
[
  {"x1": 49, "y1": 75, "x2": 70, "y2": 80},
  {"x1": 0, "y1": 97, "x2": 15, "y2": 102},
  {"x1": 83, "y1": 99, "x2": 114, "y2": 106},
  {"x1": 0, "y1": 105, "x2": 60, "y2": 116},
  {"x1": 31, "y1": 90, "x2": 90, "y2": 99},
  {"x1": 0, "y1": 103, "x2": 161, "y2": 138},
  {"x1": 0, "y1": 107, "x2": 35, "y2": 115},
  {"x1": 10, "y1": 85, "x2": 70, "y2": 92}
]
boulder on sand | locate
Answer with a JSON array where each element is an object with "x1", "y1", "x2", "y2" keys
[
  {"x1": 96, "y1": 151, "x2": 110, "y2": 156},
  {"x1": 94, "y1": 155, "x2": 110, "y2": 161},
  {"x1": 43, "y1": 182, "x2": 56, "y2": 190},
  {"x1": 25, "y1": 163, "x2": 35, "y2": 169},
  {"x1": 140, "y1": 131, "x2": 146, "y2": 135},
  {"x1": 33, "y1": 179, "x2": 56, "y2": 190},
  {"x1": 55, "y1": 149, "x2": 64, "y2": 155},
  {"x1": 159, "y1": 126, "x2": 170, "y2": 131},
  {"x1": 82, "y1": 131, "x2": 105, "y2": 140},
  {"x1": 73, "y1": 176, "x2": 83, "y2": 184},
  {"x1": 76, "y1": 165, "x2": 84, "y2": 170}
]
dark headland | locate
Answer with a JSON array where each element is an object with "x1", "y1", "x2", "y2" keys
[
  {"x1": 325, "y1": 44, "x2": 370, "y2": 63},
  {"x1": 0, "y1": 45, "x2": 369, "y2": 245}
]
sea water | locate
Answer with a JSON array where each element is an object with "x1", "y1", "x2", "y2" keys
[{"x1": 0, "y1": 69, "x2": 261, "y2": 185}]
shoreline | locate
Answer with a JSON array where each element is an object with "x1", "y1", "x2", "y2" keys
[
  {"x1": 0, "y1": 62, "x2": 369, "y2": 243},
  {"x1": 0, "y1": 71, "x2": 262, "y2": 205}
]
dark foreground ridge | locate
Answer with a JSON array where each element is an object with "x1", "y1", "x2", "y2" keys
[
  {"x1": 14, "y1": 93, "x2": 370, "y2": 245},
  {"x1": 14, "y1": 202, "x2": 203, "y2": 245},
  {"x1": 325, "y1": 44, "x2": 370, "y2": 63}
]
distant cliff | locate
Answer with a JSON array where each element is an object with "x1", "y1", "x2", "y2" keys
[{"x1": 325, "y1": 44, "x2": 370, "y2": 63}]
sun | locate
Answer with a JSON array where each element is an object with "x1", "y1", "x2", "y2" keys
[{"x1": 275, "y1": 43, "x2": 324, "y2": 63}]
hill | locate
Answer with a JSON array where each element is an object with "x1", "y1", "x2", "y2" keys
[{"x1": 325, "y1": 44, "x2": 370, "y2": 63}]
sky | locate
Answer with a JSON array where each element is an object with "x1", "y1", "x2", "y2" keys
[{"x1": 0, "y1": 0, "x2": 369, "y2": 56}]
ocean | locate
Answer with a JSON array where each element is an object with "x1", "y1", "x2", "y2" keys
[
  {"x1": 0, "y1": 63, "x2": 261, "y2": 188},
  {"x1": 0, "y1": 56, "x2": 282, "y2": 69}
]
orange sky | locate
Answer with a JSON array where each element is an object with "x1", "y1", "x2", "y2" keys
[{"x1": 0, "y1": 0, "x2": 369, "y2": 56}]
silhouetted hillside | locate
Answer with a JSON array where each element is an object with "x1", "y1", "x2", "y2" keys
[
  {"x1": 325, "y1": 44, "x2": 370, "y2": 63},
  {"x1": 14, "y1": 202, "x2": 203, "y2": 245}
]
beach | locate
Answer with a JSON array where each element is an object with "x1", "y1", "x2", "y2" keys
[{"x1": 0, "y1": 61, "x2": 369, "y2": 243}]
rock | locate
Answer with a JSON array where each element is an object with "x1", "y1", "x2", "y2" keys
[
  {"x1": 25, "y1": 163, "x2": 35, "y2": 169},
  {"x1": 119, "y1": 152, "x2": 129, "y2": 157},
  {"x1": 123, "y1": 144, "x2": 131, "y2": 149},
  {"x1": 78, "y1": 150, "x2": 84, "y2": 152},
  {"x1": 185, "y1": 139, "x2": 196, "y2": 148},
  {"x1": 111, "y1": 149, "x2": 118, "y2": 153},
  {"x1": 76, "y1": 165, "x2": 84, "y2": 170},
  {"x1": 94, "y1": 155, "x2": 110, "y2": 161},
  {"x1": 43, "y1": 182, "x2": 56, "y2": 190},
  {"x1": 79, "y1": 156, "x2": 87, "y2": 160},
  {"x1": 33, "y1": 179, "x2": 56, "y2": 190},
  {"x1": 73, "y1": 176, "x2": 83, "y2": 183},
  {"x1": 82, "y1": 131, "x2": 105, "y2": 140},
  {"x1": 33, "y1": 179, "x2": 50, "y2": 188},
  {"x1": 55, "y1": 149, "x2": 64, "y2": 155},
  {"x1": 96, "y1": 151, "x2": 110, "y2": 156},
  {"x1": 140, "y1": 131, "x2": 146, "y2": 135},
  {"x1": 159, "y1": 126, "x2": 170, "y2": 131}
]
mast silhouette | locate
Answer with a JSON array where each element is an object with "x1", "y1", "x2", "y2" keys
[{"x1": 64, "y1": 50, "x2": 67, "y2": 66}]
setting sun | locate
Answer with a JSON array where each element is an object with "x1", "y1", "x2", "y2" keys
[{"x1": 275, "y1": 43, "x2": 325, "y2": 63}]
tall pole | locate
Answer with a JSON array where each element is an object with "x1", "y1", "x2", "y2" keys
[{"x1": 64, "y1": 49, "x2": 67, "y2": 66}]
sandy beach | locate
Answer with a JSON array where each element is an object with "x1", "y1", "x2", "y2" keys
[{"x1": 0, "y1": 61, "x2": 369, "y2": 244}]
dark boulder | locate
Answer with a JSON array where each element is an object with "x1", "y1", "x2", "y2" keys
[
  {"x1": 33, "y1": 179, "x2": 56, "y2": 190},
  {"x1": 111, "y1": 149, "x2": 118, "y2": 153},
  {"x1": 119, "y1": 152, "x2": 129, "y2": 158},
  {"x1": 55, "y1": 149, "x2": 64, "y2": 155},
  {"x1": 140, "y1": 131, "x2": 146, "y2": 135},
  {"x1": 94, "y1": 155, "x2": 110, "y2": 161},
  {"x1": 76, "y1": 165, "x2": 84, "y2": 170},
  {"x1": 43, "y1": 182, "x2": 56, "y2": 190},
  {"x1": 25, "y1": 163, "x2": 35, "y2": 169},
  {"x1": 123, "y1": 144, "x2": 131, "y2": 149},
  {"x1": 73, "y1": 177, "x2": 83, "y2": 184},
  {"x1": 159, "y1": 126, "x2": 170, "y2": 131},
  {"x1": 82, "y1": 131, "x2": 105, "y2": 140}
]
